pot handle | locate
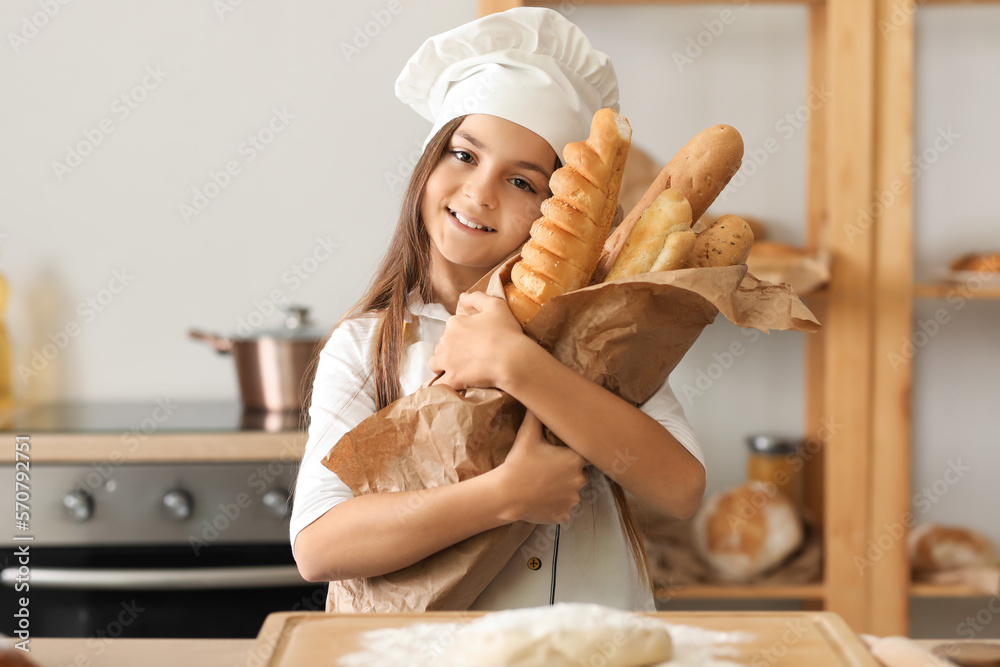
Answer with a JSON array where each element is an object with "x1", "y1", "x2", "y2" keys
[{"x1": 188, "y1": 329, "x2": 234, "y2": 354}]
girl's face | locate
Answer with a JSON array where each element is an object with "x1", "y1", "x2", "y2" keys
[{"x1": 421, "y1": 114, "x2": 556, "y2": 281}]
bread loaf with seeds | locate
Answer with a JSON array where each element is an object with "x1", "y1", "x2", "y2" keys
[{"x1": 686, "y1": 214, "x2": 755, "y2": 268}]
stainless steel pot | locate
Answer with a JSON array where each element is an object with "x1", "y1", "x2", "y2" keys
[{"x1": 190, "y1": 306, "x2": 324, "y2": 413}]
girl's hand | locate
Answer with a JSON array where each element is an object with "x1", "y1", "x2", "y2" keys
[
  {"x1": 494, "y1": 411, "x2": 590, "y2": 525},
  {"x1": 429, "y1": 291, "x2": 527, "y2": 390}
]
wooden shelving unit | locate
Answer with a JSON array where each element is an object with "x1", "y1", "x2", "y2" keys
[{"x1": 480, "y1": 0, "x2": 998, "y2": 636}]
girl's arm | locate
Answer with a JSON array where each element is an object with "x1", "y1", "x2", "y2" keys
[
  {"x1": 294, "y1": 412, "x2": 588, "y2": 582},
  {"x1": 429, "y1": 291, "x2": 706, "y2": 519}
]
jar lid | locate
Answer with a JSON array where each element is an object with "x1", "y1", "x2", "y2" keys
[{"x1": 746, "y1": 434, "x2": 801, "y2": 455}]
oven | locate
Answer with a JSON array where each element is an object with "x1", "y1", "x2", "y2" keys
[{"x1": 0, "y1": 403, "x2": 326, "y2": 639}]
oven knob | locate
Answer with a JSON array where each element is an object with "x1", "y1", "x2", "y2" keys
[
  {"x1": 62, "y1": 489, "x2": 93, "y2": 522},
  {"x1": 262, "y1": 488, "x2": 291, "y2": 519},
  {"x1": 162, "y1": 489, "x2": 194, "y2": 521}
]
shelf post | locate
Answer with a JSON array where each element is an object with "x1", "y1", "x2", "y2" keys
[
  {"x1": 869, "y1": 0, "x2": 915, "y2": 637},
  {"x1": 823, "y1": 0, "x2": 878, "y2": 633}
]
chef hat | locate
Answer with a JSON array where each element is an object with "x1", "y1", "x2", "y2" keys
[{"x1": 395, "y1": 7, "x2": 619, "y2": 156}]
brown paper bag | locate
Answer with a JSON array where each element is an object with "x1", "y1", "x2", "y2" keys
[
  {"x1": 322, "y1": 255, "x2": 820, "y2": 612},
  {"x1": 323, "y1": 387, "x2": 535, "y2": 612}
]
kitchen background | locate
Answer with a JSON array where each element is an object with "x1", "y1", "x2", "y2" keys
[{"x1": 2, "y1": 0, "x2": 998, "y2": 638}]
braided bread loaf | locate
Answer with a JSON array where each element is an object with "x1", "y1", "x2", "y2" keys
[{"x1": 504, "y1": 108, "x2": 632, "y2": 326}]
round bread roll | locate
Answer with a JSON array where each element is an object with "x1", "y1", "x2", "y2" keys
[
  {"x1": 950, "y1": 252, "x2": 1000, "y2": 273},
  {"x1": 908, "y1": 523, "x2": 1000, "y2": 574},
  {"x1": 696, "y1": 213, "x2": 767, "y2": 240},
  {"x1": 685, "y1": 214, "x2": 755, "y2": 268},
  {"x1": 692, "y1": 480, "x2": 804, "y2": 582}
]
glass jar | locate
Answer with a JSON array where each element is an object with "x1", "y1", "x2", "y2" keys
[{"x1": 746, "y1": 434, "x2": 803, "y2": 506}]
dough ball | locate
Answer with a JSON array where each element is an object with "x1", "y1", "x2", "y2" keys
[{"x1": 442, "y1": 603, "x2": 672, "y2": 667}]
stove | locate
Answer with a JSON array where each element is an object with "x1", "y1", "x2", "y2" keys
[
  {"x1": 1, "y1": 399, "x2": 305, "y2": 433},
  {"x1": 0, "y1": 402, "x2": 325, "y2": 639}
]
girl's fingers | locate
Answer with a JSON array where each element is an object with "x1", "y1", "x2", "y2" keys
[
  {"x1": 458, "y1": 291, "x2": 489, "y2": 309},
  {"x1": 455, "y1": 295, "x2": 478, "y2": 316},
  {"x1": 521, "y1": 410, "x2": 540, "y2": 430}
]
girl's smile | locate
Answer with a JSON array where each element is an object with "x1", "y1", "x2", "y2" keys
[{"x1": 448, "y1": 208, "x2": 496, "y2": 233}]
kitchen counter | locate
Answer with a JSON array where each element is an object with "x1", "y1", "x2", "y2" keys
[
  {"x1": 0, "y1": 402, "x2": 307, "y2": 463},
  {"x1": 0, "y1": 431, "x2": 306, "y2": 464},
  {"x1": 16, "y1": 638, "x2": 256, "y2": 667}
]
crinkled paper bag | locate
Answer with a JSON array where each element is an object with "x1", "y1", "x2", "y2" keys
[
  {"x1": 322, "y1": 255, "x2": 820, "y2": 612},
  {"x1": 322, "y1": 387, "x2": 535, "y2": 612},
  {"x1": 497, "y1": 255, "x2": 820, "y2": 405}
]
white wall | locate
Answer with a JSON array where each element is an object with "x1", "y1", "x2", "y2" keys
[
  {"x1": 3, "y1": 0, "x2": 480, "y2": 403},
  {"x1": 3, "y1": 0, "x2": 998, "y2": 638}
]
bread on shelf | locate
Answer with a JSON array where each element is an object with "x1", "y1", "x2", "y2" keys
[
  {"x1": 692, "y1": 480, "x2": 804, "y2": 583},
  {"x1": 950, "y1": 252, "x2": 1000, "y2": 273},
  {"x1": 746, "y1": 240, "x2": 830, "y2": 296}
]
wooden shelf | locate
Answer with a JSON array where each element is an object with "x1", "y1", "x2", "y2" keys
[
  {"x1": 910, "y1": 583, "x2": 1000, "y2": 598},
  {"x1": 653, "y1": 582, "x2": 997, "y2": 601},
  {"x1": 914, "y1": 283, "x2": 1000, "y2": 299},
  {"x1": 656, "y1": 583, "x2": 825, "y2": 600}
]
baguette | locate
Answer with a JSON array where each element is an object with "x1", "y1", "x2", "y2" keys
[
  {"x1": 505, "y1": 108, "x2": 632, "y2": 326},
  {"x1": 605, "y1": 188, "x2": 694, "y2": 280},
  {"x1": 593, "y1": 125, "x2": 743, "y2": 283}
]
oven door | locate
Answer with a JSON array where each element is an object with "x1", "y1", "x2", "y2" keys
[{"x1": 0, "y1": 543, "x2": 327, "y2": 638}]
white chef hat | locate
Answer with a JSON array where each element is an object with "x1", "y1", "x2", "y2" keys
[{"x1": 395, "y1": 7, "x2": 619, "y2": 156}]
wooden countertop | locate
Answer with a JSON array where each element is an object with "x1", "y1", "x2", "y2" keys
[
  {"x1": 17, "y1": 638, "x2": 255, "y2": 667},
  {"x1": 15, "y1": 635, "x2": 995, "y2": 666},
  {"x1": 0, "y1": 401, "x2": 307, "y2": 463},
  {"x1": 0, "y1": 431, "x2": 306, "y2": 464}
]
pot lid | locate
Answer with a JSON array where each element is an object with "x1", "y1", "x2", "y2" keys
[
  {"x1": 745, "y1": 434, "x2": 801, "y2": 455},
  {"x1": 233, "y1": 306, "x2": 326, "y2": 341}
]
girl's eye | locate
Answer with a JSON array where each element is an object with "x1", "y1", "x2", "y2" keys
[
  {"x1": 511, "y1": 177, "x2": 536, "y2": 193},
  {"x1": 452, "y1": 150, "x2": 474, "y2": 163}
]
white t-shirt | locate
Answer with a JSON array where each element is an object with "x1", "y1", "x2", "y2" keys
[{"x1": 290, "y1": 294, "x2": 704, "y2": 611}]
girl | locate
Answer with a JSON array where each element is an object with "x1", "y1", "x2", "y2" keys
[{"x1": 291, "y1": 7, "x2": 705, "y2": 612}]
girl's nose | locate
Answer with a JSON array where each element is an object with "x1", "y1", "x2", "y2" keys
[{"x1": 463, "y1": 171, "x2": 499, "y2": 210}]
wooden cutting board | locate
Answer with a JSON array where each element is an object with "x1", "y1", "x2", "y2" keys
[{"x1": 253, "y1": 610, "x2": 879, "y2": 666}]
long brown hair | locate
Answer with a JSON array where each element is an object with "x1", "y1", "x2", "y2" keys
[
  {"x1": 306, "y1": 114, "x2": 652, "y2": 592},
  {"x1": 348, "y1": 117, "x2": 465, "y2": 409}
]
